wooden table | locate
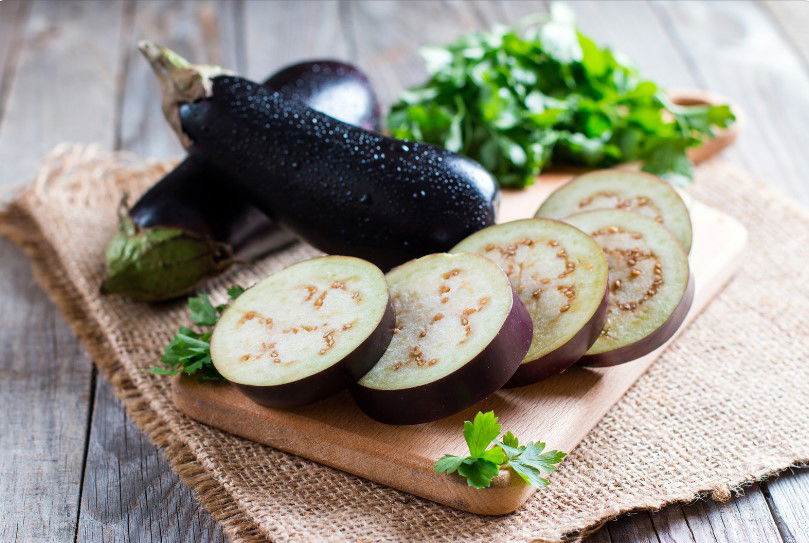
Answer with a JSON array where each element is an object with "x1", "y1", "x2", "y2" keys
[{"x1": 1, "y1": 1, "x2": 807, "y2": 542}]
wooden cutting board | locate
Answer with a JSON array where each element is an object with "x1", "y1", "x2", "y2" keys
[{"x1": 173, "y1": 91, "x2": 746, "y2": 515}]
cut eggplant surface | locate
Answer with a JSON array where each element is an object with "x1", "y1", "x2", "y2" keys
[
  {"x1": 451, "y1": 219, "x2": 609, "y2": 386},
  {"x1": 565, "y1": 210, "x2": 693, "y2": 367},
  {"x1": 210, "y1": 256, "x2": 393, "y2": 408},
  {"x1": 535, "y1": 169, "x2": 693, "y2": 253},
  {"x1": 352, "y1": 253, "x2": 532, "y2": 425}
]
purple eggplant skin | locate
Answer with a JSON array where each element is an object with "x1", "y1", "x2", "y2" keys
[
  {"x1": 177, "y1": 76, "x2": 499, "y2": 271},
  {"x1": 103, "y1": 60, "x2": 382, "y2": 302},
  {"x1": 578, "y1": 274, "x2": 695, "y2": 368},
  {"x1": 263, "y1": 60, "x2": 380, "y2": 132},
  {"x1": 505, "y1": 285, "x2": 609, "y2": 387},
  {"x1": 350, "y1": 290, "x2": 532, "y2": 425}
]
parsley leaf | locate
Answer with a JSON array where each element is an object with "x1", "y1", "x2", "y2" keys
[
  {"x1": 188, "y1": 293, "x2": 218, "y2": 327},
  {"x1": 498, "y1": 438, "x2": 567, "y2": 487},
  {"x1": 151, "y1": 285, "x2": 245, "y2": 381},
  {"x1": 457, "y1": 458, "x2": 501, "y2": 489},
  {"x1": 387, "y1": 4, "x2": 735, "y2": 188},
  {"x1": 434, "y1": 411, "x2": 566, "y2": 489},
  {"x1": 226, "y1": 285, "x2": 246, "y2": 299},
  {"x1": 463, "y1": 411, "x2": 502, "y2": 457}
]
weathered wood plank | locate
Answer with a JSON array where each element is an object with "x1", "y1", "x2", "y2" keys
[
  {"x1": 0, "y1": 238, "x2": 95, "y2": 542},
  {"x1": 78, "y1": 379, "x2": 226, "y2": 543},
  {"x1": 764, "y1": 470, "x2": 809, "y2": 543},
  {"x1": 680, "y1": 488, "x2": 784, "y2": 543},
  {"x1": 584, "y1": 524, "x2": 614, "y2": 543},
  {"x1": 606, "y1": 513, "x2": 660, "y2": 543},
  {"x1": 763, "y1": 1, "x2": 809, "y2": 71},
  {"x1": 654, "y1": 0, "x2": 809, "y2": 205},
  {"x1": 343, "y1": 0, "x2": 483, "y2": 107},
  {"x1": 0, "y1": 0, "x2": 28, "y2": 122},
  {"x1": 0, "y1": 0, "x2": 125, "y2": 186},
  {"x1": 243, "y1": 0, "x2": 350, "y2": 82},
  {"x1": 77, "y1": 1, "x2": 239, "y2": 541},
  {"x1": 0, "y1": 1, "x2": 125, "y2": 542},
  {"x1": 119, "y1": 0, "x2": 243, "y2": 161}
]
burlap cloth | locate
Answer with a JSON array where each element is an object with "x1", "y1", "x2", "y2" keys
[{"x1": 1, "y1": 144, "x2": 808, "y2": 543}]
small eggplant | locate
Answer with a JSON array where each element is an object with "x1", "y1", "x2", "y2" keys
[
  {"x1": 139, "y1": 42, "x2": 499, "y2": 271},
  {"x1": 103, "y1": 55, "x2": 381, "y2": 302}
]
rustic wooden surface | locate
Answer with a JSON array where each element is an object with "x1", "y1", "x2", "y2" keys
[{"x1": 0, "y1": 0, "x2": 807, "y2": 541}]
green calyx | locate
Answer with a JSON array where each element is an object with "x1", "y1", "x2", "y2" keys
[{"x1": 102, "y1": 216, "x2": 233, "y2": 302}]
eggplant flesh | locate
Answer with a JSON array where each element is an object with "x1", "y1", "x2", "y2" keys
[
  {"x1": 104, "y1": 58, "x2": 382, "y2": 302},
  {"x1": 176, "y1": 76, "x2": 499, "y2": 271},
  {"x1": 210, "y1": 256, "x2": 394, "y2": 408},
  {"x1": 351, "y1": 253, "x2": 531, "y2": 424},
  {"x1": 450, "y1": 218, "x2": 610, "y2": 386},
  {"x1": 565, "y1": 209, "x2": 692, "y2": 366}
]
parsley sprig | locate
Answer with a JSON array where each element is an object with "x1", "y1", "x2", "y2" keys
[
  {"x1": 387, "y1": 3, "x2": 735, "y2": 188},
  {"x1": 435, "y1": 411, "x2": 566, "y2": 489},
  {"x1": 151, "y1": 286, "x2": 245, "y2": 381}
]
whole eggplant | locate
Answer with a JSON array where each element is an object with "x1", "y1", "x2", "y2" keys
[
  {"x1": 140, "y1": 43, "x2": 499, "y2": 271},
  {"x1": 103, "y1": 58, "x2": 381, "y2": 302}
]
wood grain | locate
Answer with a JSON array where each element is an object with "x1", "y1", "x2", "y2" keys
[
  {"x1": 680, "y1": 489, "x2": 785, "y2": 543},
  {"x1": 78, "y1": 379, "x2": 226, "y2": 543},
  {"x1": 0, "y1": 1, "x2": 125, "y2": 541},
  {"x1": 174, "y1": 178, "x2": 747, "y2": 515},
  {"x1": 764, "y1": 473, "x2": 809, "y2": 543},
  {"x1": 118, "y1": 0, "x2": 242, "y2": 160},
  {"x1": 0, "y1": 0, "x2": 28, "y2": 124},
  {"x1": 763, "y1": 1, "x2": 809, "y2": 71},
  {"x1": 344, "y1": 0, "x2": 484, "y2": 107},
  {"x1": 0, "y1": 0, "x2": 125, "y2": 185},
  {"x1": 242, "y1": 0, "x2": 350, "y2": 82},
  {"x1": 0, "y1": 237, "x2": 95, "y2": 542},
  {"x1": 654, "y1": 1, "x2": 809, "y2": 205}
]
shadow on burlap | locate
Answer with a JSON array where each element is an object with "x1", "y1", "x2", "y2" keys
[{"x1": 1, "y1": 145, "x2": 807, "y2": 543}]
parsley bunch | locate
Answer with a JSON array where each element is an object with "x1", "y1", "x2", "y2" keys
[
  {"x1": 387, "y1": 3, "x2": 735, "y2": 188},
  {"x1": 151, "y1": 286, "x2": 245, "y2": 381},
  {"x1": 435, "y1": 411, "x2": 566, "y2": 489}
]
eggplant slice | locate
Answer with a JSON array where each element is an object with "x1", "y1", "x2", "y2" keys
[
  {"x1": 565, "y1": 210, "x2": 693, "y2": 367},
  {"x1": 210, "y1": 256, "x2": 393, "y2": 407},
  {"x1": 535, "y1": 169, "x2": 693, "y2": 253},
  {"x1": 452, "y1": 219, "x2": 609, "y2": 386},
  {"x1": 352, "y1": 253, "x2": 532, "y2": 425}
]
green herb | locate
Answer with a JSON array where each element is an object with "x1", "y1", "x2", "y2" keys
[
  {"x1": 151, "y1": 286, "x2": 245, "y2": 381},
  {"x1": 434, "y1": 411, "x2": 566, "y2": 489},
  {"x1": 387, "y1": 3, "x2": 735, "y2": 188}
]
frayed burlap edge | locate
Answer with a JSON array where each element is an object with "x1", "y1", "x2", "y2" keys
[{"x1": 0, "y1": 199, "x2": 267, "y2": 543}]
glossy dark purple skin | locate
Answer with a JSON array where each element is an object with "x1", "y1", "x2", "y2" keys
[
  {"x1": 129, "y1": 60, "x2": 382, "y2": 255},
  {"x1": 578, "y1": 274, "x2": 695, "y2": 368},
  {"x1": 263, "y1": 60, "x2": 380, "y2": 132},
  {"x1": 236, "y1": 299, "x2": 395, "y2": 408},
  {"x1": 505, "y1": 285, "x2": 609, "y2": 387},
  {"x1": 350, "y1": 290, "x2": 532, "y2": 425},
  {"x1": 178, "y1": 76, "x2": 499, "y2": 271}
]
